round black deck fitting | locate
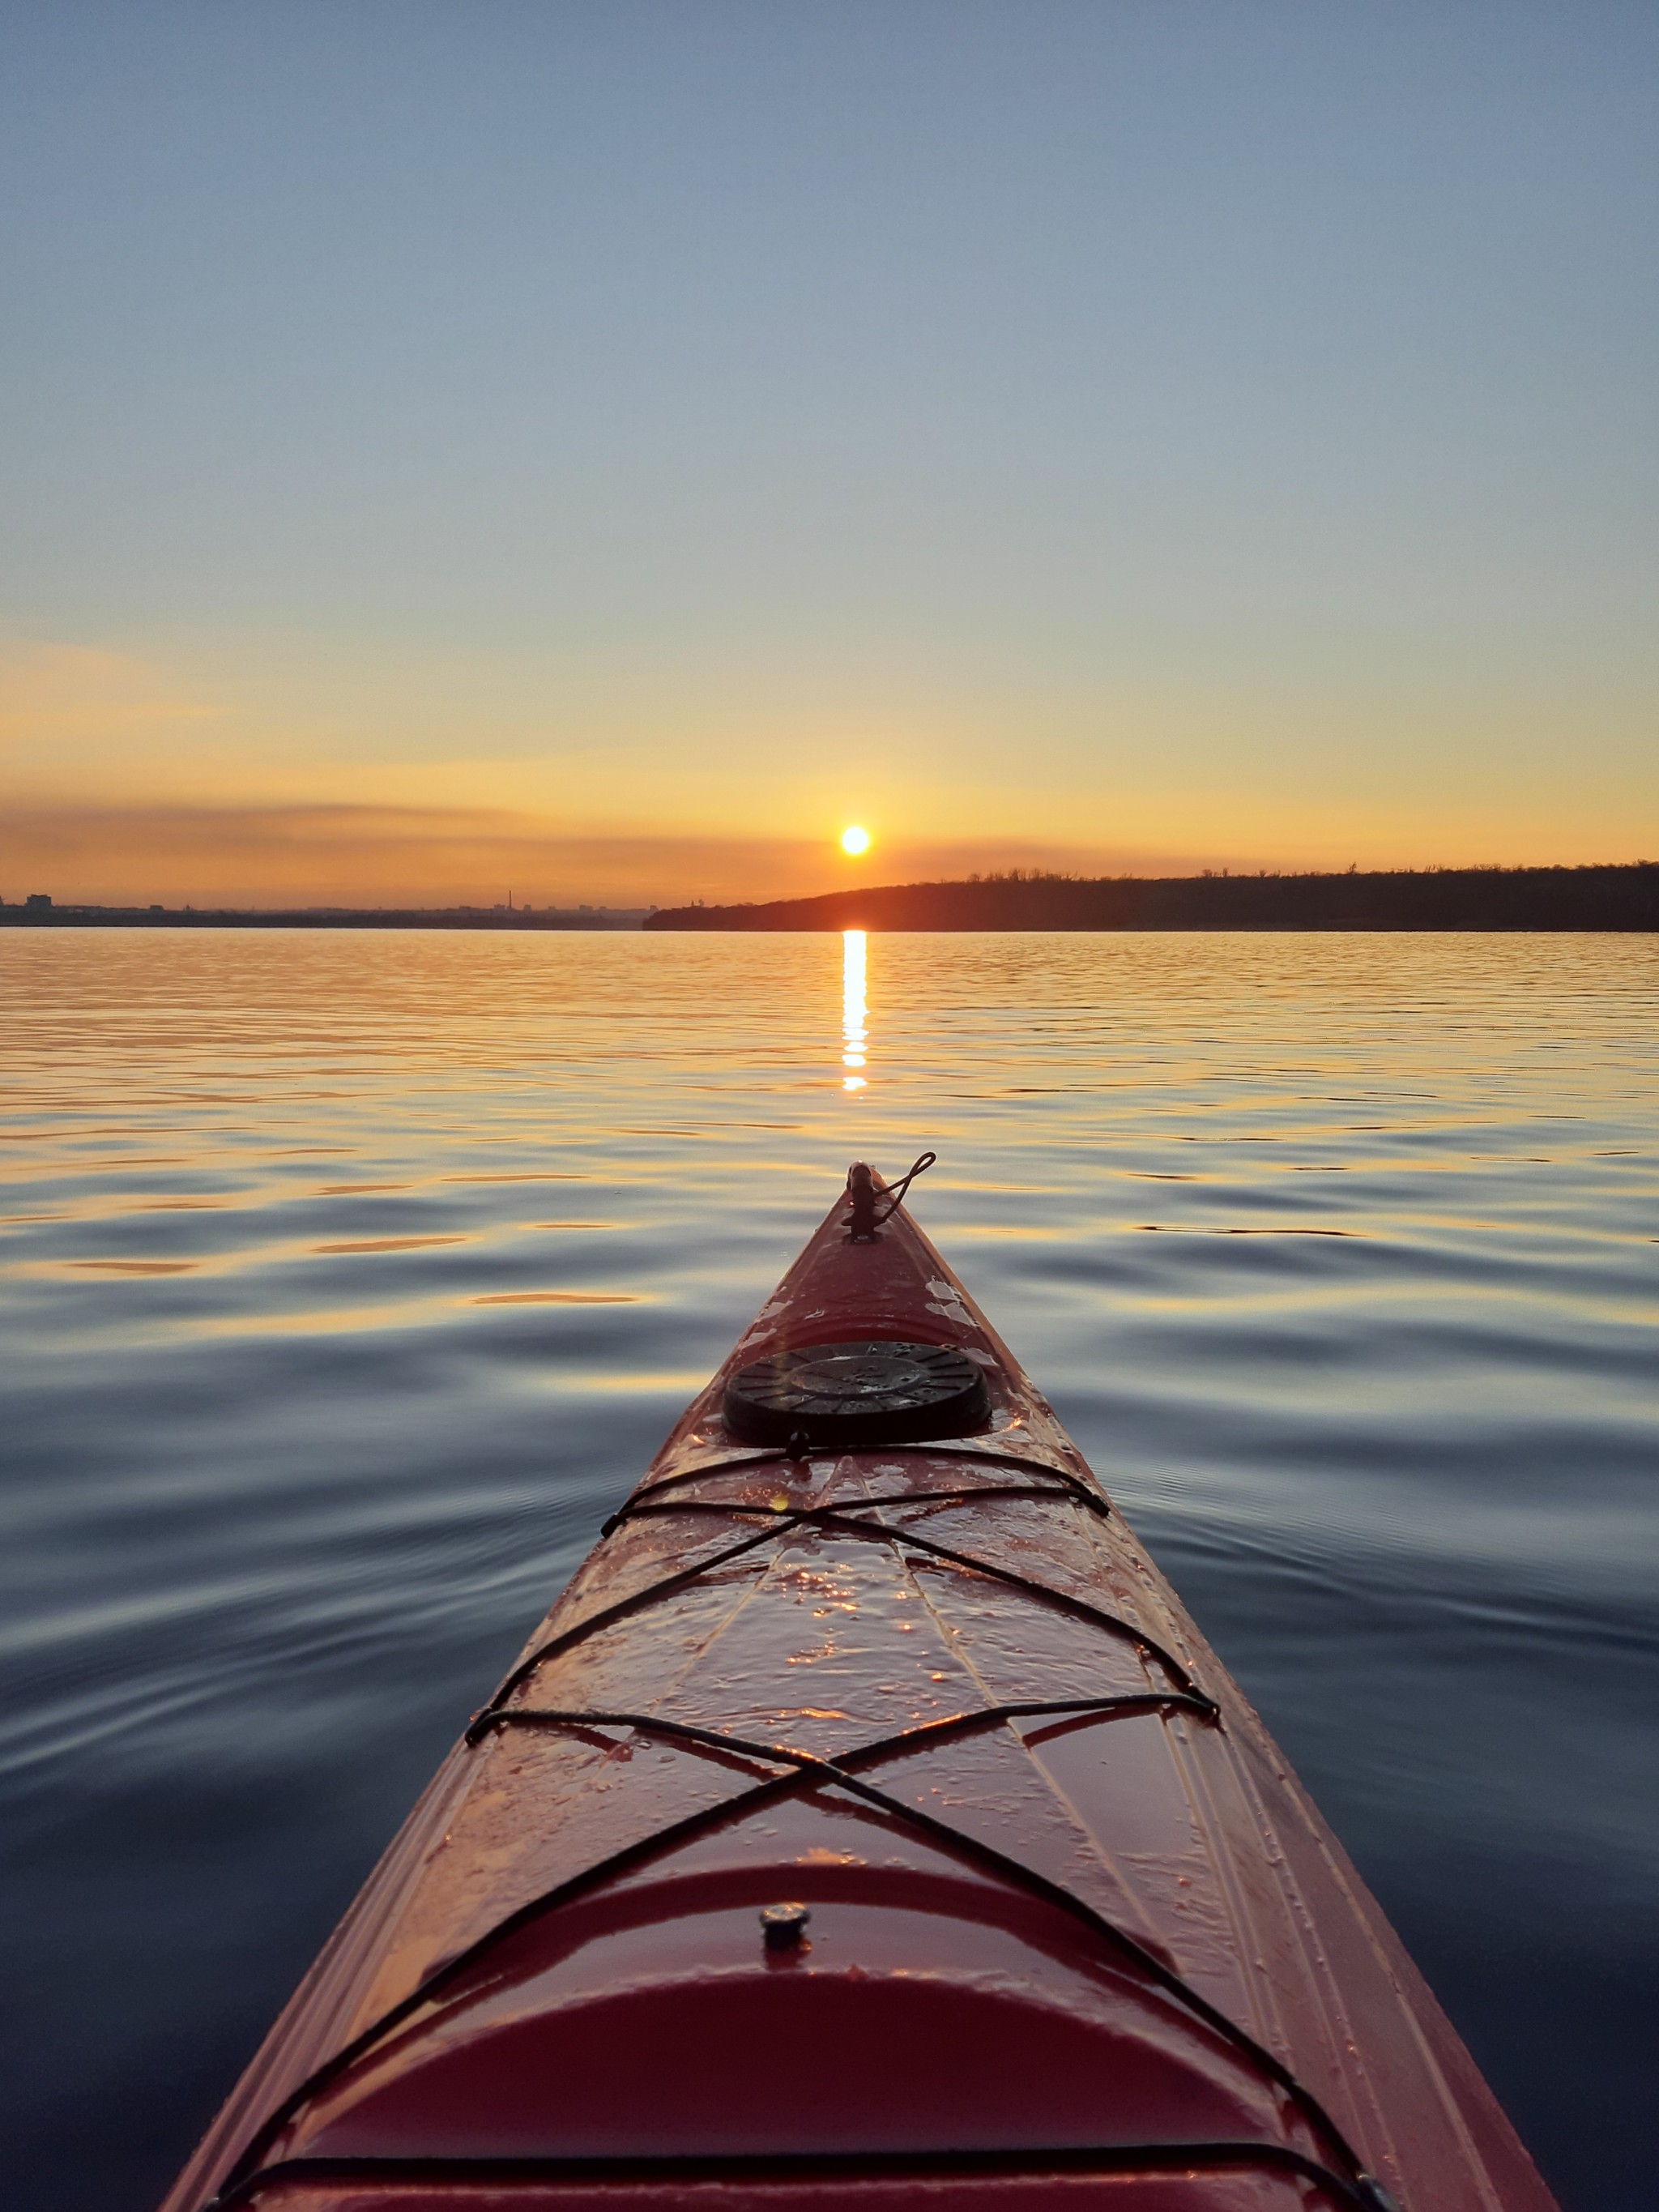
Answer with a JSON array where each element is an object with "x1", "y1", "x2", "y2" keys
[{"x1": 723, "y1": 1339, "x2": 992, "y2": 1449}]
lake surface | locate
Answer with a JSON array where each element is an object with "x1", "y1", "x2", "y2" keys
[{"x1": 2, "y1": 927, "x2": 1655, "y2": 2210}]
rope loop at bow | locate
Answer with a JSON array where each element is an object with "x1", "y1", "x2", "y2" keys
[{"x1": 846, "y1": 1151, "x2": 935, "y2": 1239}]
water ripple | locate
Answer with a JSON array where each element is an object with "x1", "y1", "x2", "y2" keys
[{"x1": 0, "y1": 927, "x2": 1655, "y2": 2210}]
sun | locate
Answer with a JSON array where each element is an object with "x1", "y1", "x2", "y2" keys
[{"x1": 840, "y1": 825, "x2": 871, "y2": 856}]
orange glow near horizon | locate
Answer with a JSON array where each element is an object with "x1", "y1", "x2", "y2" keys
[{"x1": 2, "y1": 646, "x2": 1652, "y2": 906}]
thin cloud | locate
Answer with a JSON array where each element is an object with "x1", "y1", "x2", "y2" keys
[
  {"x1": 0, "y1": 800, "x2": 1209, "y2": 908},
  {"x1": 0, "y1": 643, "x2": 220, "y2": 751}
]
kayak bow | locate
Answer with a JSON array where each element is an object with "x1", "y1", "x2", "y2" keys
[{"x1": 163, "y1": 1166, "x2": 1558, "y2": 2212}]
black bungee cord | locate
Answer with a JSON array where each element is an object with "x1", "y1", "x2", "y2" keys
[{"x1": 846, "y1": 1151, "x2": 935, "y2": 1240}]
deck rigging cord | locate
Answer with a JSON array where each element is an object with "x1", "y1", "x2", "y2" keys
[
  {"x1": 845, "y1": 1150, "x2": 934, "y2": 1239},
  {"x1": 207, "y1": 2142, "x2": 1398, "y2": 2212},
  {"x1": 207, "y1": 1454, "x2": 1401, "y2": 2212},
  {"x1": 489, "y1": 1477, "x2": 1205, "y2": 1715},
  {"x1": 209, "y1": 1684, "x2": 1397, "y2": 2212},
  {"x1": 612, "y1": 1436, "x2": 1110, "y2": 1519},
  {"x1": 198, "y1": 1165, "x2": 1402, "y2": 2212}
]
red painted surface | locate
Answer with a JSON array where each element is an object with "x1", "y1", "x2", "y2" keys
[{"x1": 160, "y1": 1174, "x2": 1559, "y2": 2212}]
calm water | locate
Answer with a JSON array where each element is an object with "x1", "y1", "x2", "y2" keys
[{"x1": 2, "y1": 929, "x2": 1655, "y2": 2210}]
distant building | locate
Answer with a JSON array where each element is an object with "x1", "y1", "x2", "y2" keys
[{"x1": 25, "y1": 893, "x2": 52, "y2": 910}]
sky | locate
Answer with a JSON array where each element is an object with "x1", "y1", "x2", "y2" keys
[{"x1": 2, "y1": 1, "x2": 1657, "y2": 907}]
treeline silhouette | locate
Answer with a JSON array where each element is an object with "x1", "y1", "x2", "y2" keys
[{"x1": 646, "y1": 862, "x2": 1659, "y2": 933}]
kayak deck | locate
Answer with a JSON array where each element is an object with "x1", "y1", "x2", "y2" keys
[{"x1": 163, "y1": 1171, "x2": 1557, "y2": 2212}]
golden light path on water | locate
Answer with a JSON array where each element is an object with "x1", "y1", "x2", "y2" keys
[{"x1": 841, "y1": 928, "x2": 868, "y2": 1091}]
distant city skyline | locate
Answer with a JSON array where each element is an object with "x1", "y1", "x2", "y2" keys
[{"x1": 3, "y1": 3, "x2": 1656, "y2": 906}]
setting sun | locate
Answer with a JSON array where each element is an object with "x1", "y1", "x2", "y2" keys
[{"x1": 840, "y1": 825, "x2": 871, "y2": 856}]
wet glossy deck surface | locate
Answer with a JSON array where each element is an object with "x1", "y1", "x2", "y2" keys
[
  {"x1": 164, "y1": 1192, "x2": 1554, "y2": 2212},
  {"x1": 2, "y1": 929, "x2": 1656, "y2": 2210}
]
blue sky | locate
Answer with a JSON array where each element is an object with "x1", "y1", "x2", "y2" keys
[{"x1": 2, "y1": 2, "x2": 1656, "y2": 903}]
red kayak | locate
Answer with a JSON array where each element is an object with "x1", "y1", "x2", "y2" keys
[{"x1": 164, "y1": 1163, "x2": 1558, "y2": 2212}]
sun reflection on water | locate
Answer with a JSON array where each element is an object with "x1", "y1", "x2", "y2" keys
[{"x1": 842, "y1": 929, "x2": 868, "y2": 1091}]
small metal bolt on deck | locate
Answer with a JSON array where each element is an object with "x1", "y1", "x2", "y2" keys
[{"x1": 759, "y1": 1902, "x2": 812, "y2": 1954}]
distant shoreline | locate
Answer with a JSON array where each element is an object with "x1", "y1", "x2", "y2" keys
[
  {"x1": 7, "y1": 865, "x2": 1657, "y2": 933},
  {"x1": 646, "y1": 863, "x2": 1659, "y2": 933},
  {"x1": 0, "y1": 906, "x2": 650, "y2": 931}
]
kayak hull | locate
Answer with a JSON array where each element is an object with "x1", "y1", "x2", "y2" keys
[{"x1": 162, "y1": 1176, "x2": 1558, "y2": 2212}]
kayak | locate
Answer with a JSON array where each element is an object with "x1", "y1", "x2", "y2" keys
[{"x1": 163, "y1": 1163, "x2": 1558, "y2": 2212}]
